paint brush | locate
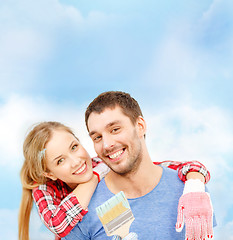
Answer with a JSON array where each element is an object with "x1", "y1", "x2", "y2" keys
[{"x1": 96, "y1": 191, "x2": 135, "y2": 238}]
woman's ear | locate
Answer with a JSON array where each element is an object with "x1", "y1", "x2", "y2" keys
[
  {"x1": 136, "y1": 116, "x2": 147, "y2": 138},
  {"x1": 43, "y1": 171, "x2": 57, "y2": 181}
]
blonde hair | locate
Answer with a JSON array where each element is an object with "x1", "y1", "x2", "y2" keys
[{"x1": 18, "y1": 121, "x2": 74, "y2": 240}]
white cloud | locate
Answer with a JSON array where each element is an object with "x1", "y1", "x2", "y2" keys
[
  {"x1": 146, "y1": 105, "x2": 233, "y2": 162},
  {"x1": 0, "y1": 208, "x2": 53, "y2": 240},
  {"x1": 144, "y1": 0, "x2": 233, "y2": 90},
  {"x1": 29, "y1": 207, "x2": 54, "y2": 240},
  {"x1": 0, "y1": 94, "x2": 95, "y2": 168},
  {"x1": 0, "y1": 209, "x2": 18, "y2": 239},
  {"x1": 215, "y1": 220, "x2": 233, "y2": 240},
  {"x1": 0, "y1": 0, "x2": 117, "y2": 96},
  {"x1": 201, "y1": 0, "x2": 233, "y2": 24},
  {"x1": 144, "y1": 35, "x2": 198, "y2": 87},
  {"x1": 145, "y1": 105, "x2": 233, "y2": 182},
  {"x1": 145, "y1": 104, "x2": 233, "y2": 238},
  {"x1": 0, "y1": 28, "x2": 50, "y2": 92}
]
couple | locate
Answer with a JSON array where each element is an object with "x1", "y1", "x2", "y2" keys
[{"x1": 19, "y1": 91, "x2": 215, "y2": 240}]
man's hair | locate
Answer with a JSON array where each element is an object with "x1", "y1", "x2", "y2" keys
[{"x1": 85, "y1": 91, "x2": 143, "y2": 130}]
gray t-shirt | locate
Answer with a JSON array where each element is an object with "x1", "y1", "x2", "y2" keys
[{"x1": 64, "y1": 167, "x2": 215, "y2": 239}]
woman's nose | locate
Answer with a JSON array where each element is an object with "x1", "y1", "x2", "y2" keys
[{"x1": 69, "y1": 155, "x2": 81, "y2": 168}]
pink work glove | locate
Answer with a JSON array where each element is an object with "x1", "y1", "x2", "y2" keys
[{"x1": 176, "y1": 180, "x2": 214, "y2": 240}]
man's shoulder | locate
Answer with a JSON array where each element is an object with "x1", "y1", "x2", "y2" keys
[
  {"x1": 161, "y1": 165, "x2": 182, "y2": 179},
  {"x1": 158, "y1": 166, "x2": 184, "y2": 192},
  {"x1": 90, "y1": 179, "x2": 113, "y2": 205},
  {"x1": 81, "y1": 179, "x2": 114, "y2": 216}
]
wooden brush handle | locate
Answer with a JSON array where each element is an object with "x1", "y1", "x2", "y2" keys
[{"x1": 109, "y1": 218, "x2": 134, "y2": 238}]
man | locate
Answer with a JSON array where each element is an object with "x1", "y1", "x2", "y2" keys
[{"x1": 64, "y1": 91, "x2": 215, "y2": 240}]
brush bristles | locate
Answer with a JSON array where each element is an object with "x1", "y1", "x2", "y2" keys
[{"x1": 96, "y1": 191, "x2": 130, "y2": 225}]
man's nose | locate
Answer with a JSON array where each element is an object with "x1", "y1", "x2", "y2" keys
[{"x1": 102, "y1": 135, "x2": 114, "y2": 151}]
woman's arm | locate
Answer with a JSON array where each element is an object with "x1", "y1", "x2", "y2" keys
[
  {"x1": 72, "y1": 174, "x2": 98, "y2": 210},
  {"x1": 73, "y1": 161, "x2": 109, "y2": 209},
  {"x1": 186, "y1": 171, "x2": 205, "y2": 182},
  {"x1": 153, "y1": 160, "x2": 214, "y2": 239},
  {"x1": 153, "y1": 160, "x2": 210, "y2": 183},
  {"x1": 32, "y1": 162, "x2": 109, "y2": 238},
  {"x1": 33, "y1": 182, "x2": 88, "y2": 238}
]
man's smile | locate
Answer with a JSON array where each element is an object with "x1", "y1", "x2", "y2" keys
[{"x1": 107, "y1": 149, "x2": 125, "y2": 162}]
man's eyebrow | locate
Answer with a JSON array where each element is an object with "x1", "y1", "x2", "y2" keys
[
  {"x1": 106, "y1": 121, "x2": 121, "y2": 128},
  {"x1": 89, "y1": 120, "x2": 121, "y2": 137},
  {"x1": 89, "y1": 131, "x2": 96, "y2": 137}
]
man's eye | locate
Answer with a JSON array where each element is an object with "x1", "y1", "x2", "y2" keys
[
  {"x1": 94, "y1": 136, "x2": 102, "y2": 142},
  {"x1": 57, "y1": 158, "x2": 64, "y2": 165},
  {"x1": 112, "y1": 128, "x2": 120, "y2": 133}
]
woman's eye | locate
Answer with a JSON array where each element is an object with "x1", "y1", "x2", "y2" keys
[
  {"x1": 72, "y1": 144, "x2": 78, "y2": 151},
  {"x1": 57, "y1": 158, "x2": 64, "y2": 165}
]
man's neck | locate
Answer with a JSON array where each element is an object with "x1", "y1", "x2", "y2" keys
[{"x1": 104, "y1": 158, "x2": 163, "y2": 198}]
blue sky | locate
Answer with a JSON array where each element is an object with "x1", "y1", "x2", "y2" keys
[{"x1": 0, "y1": 0, "x2": 233, "y2": 239}]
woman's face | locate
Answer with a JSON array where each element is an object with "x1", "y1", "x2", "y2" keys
[{"x1": 44, "y1": 129, "x2": 93, "y2": 189}]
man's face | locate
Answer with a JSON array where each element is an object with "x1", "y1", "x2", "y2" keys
[{"x1": 87, "y1": 106, "x2": 145, "y2": 175}]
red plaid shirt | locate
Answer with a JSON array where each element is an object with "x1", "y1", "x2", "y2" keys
[
  {"x1": 153, "y1": 160, "x2": 210, "y2": 183},
  {"x1": 32, "y1": 159, "x2": 210, "y2": 239}
]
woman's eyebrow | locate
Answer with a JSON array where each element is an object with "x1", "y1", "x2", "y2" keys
[{"x1": 53, "y1": 154, "x2": 62, "y2": 162}]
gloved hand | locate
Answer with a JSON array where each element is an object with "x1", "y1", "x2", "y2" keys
[
  {"x1": 93, "y1": 162, "x2": 110, "y2": 182},
  {"x1": 176, "y1": 179, "x2": 214, "y2": 239},
  {"x1": 112, "y1": 232, "x2": 138, "y2": 240}
]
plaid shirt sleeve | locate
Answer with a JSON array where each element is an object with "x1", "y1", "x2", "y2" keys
[
  {"x1": 153, "y1": 160, "x2": 210, "y2": 183},
  {"x1": 32, "y1": 182, "x2": 88, "y2": 238}
]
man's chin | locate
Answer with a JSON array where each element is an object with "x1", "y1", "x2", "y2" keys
[{"x1": 110, "y1": 165, "x2": 132, "y2": 175}]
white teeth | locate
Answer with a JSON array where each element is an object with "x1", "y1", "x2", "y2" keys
[
  {"x1": 74, "y1": 163, "x2": 86, "y2": 174},
  {"x1": 109, "y1": 150, "x2": 123, "y2": 159}
]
